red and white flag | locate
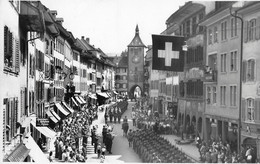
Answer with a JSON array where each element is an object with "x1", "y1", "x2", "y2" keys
[{"x1": 152, "y1": 34, "x2": 185, "y2": 72}]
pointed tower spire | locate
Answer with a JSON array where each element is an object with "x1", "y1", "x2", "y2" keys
[{"x1": 135, "y1": 24, "x2": 139, "y2": 35}]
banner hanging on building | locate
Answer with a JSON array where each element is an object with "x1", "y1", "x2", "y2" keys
[{"x1": 152, "y1": 35, "x2": 185, "y2": 72}]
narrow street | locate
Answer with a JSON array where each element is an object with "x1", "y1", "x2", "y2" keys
[{"x1": 85, "y1": 102, "x2": 141, "y2": 163}]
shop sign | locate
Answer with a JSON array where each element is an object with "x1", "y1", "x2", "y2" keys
[{"x1": 36, "y1": 118, "x2": 49, "y2": 127}]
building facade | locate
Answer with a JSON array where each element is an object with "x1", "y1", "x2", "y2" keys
[{"x1": 201, "y1": 2, "x2": 240, "y2": 151}]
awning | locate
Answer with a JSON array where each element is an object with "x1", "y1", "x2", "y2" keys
[
  {"x1": 61, "y1": 102, "x2": 74, "y2": 113},
  {"x1": 96, "y1": 92, "x2": 110, "y2": 99},
  {"x1": 7, "y1": 143, "x2": 30, "y2": 162},
  {"x1": 55, "y1": 103, "x2": 70, "y2": 116},
  {"x1": 78, "y1": 96, "x2": 87, "y2": 104},
  {"x1": 31, "y1": 117, "x2": 56, "y2": 139},
  {"x1": 113, "y1": 91, "x2": 119, "y2": 95},
  {"x1": 71, "y1": 97, "x2": 79, "y2": 107},
  {"x1": 75, "y1": 96, "x2": 84, "y2": 105},
  {"x1": 50, "y1": 110, "x2": 61, "y2": 121},
  {"x1": 24, "y1": 134, "x2": 49, "y2": 163},
  {"x1": 46, "y1": 110, "x2": 59, "y2": 123},
  {"x1": 106, "y1": 92, "x2": 112, "y2": 97}
]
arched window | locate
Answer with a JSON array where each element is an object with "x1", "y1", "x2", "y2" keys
[{"x1": 246, "y1": 98, "x2": 255, "y2": 121}]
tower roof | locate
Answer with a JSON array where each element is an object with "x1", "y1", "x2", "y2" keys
[{"x1": 128, "y1": 25, "x2": 146, "y2": 47}]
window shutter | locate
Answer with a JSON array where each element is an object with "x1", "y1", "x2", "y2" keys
[
  {"x1": 38, "y1": 51, "x2": 41, "y2": 71},
  {"x1": 255, "y1": 98, "x2": 260, "y2": 121},
  {"x1": 14, "y1": 39, "x2": 20, "y2": 73},
  {"x1": 32, "y1": 56, "x2": 35, "y2": 76},
  {"x1": 14, "y1": 97, "x2": 18, "y2": 131},
  {"x1": 47, "y1": 88, "x2": 51, "y2": 102},
  {"x1": 51, "y1": 88, "x2": 55, "y2": 99},
  {"x1": 50, "y1": 65, "x2": 55, "y2": 79},
  {"x1": 256, "y1": 17, "x2": 260, "y2": 40},
  {"x1": 4, "y1": 26, "x2": 8, "y2": 57},
  {"x1": 41, "y1": 52, "x2": 45, "y2": 71},
  {"x1": 35, "y1": 81, "x2": 38, "y2": 101},
  {"x1": 42, "y1": 82, "x2": 45, "y2": 101},
  {"x1": 36, "y1": 50, "x2": 39, "y2": 70},
  {"x1": 39, "y1": 51, "x2": 42, "y2": 71},
  {"x1": 241, "y1": 98, "x2": 246, "y2": 121},
  {"x1": 32, "y1": 92, "x2": 34, "y2": 113},
  {"x1": 20, "y1": 88, "x2": 25, "y2": 116},
  {"x1": 244, "y1": 21, "x2": 248, "y2": 43},
  {"x1": 28, "y1": 91, "x2": 31, "y2": 113},
  {"x1": 24, "y1": 87, "x2": 28, "y2": 115},
  {"x1": 242, "y1": 60, "x2": 247, "y2": 82},
  {"x1": 9, "y1": 30, "x2": 13, "y2": 60},
  {"x1": 251, "y1": 59, "x2": 255, "y2": 81}
]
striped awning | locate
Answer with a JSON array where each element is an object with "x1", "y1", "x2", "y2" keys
[
  {"x1": 78, "y1": 96, "x2": 87, "y2": 104},
  {"x1": 46, "y1": 110, "x2": 59, "y2": 123},
  {"x1": 71, "y1": 97, "x2": 79, "y2": 107},
  {"x1": 61, "y1": 102, "x2": 74, "y2": 113},
  {"x1": 55, "y1": 103, "x2": 70, "y2": 116}
]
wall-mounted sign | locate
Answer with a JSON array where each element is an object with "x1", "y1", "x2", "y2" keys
[{"x1": 36, "y1": 118, "x2": 49, "y2": 127}]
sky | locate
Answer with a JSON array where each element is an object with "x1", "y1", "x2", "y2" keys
[{"x1": 40, "y1": 0, "x2": 186, "y2": 56}]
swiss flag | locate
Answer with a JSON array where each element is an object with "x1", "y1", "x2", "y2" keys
[{"x1": 152, "y1": 35, "x2": 185, "y2": 72}]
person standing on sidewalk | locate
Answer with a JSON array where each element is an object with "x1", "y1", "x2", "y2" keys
[
  {"x1": 127, "y1": 129, "x2": 133, "y2": 147},
  {"x1": 132, "y1": 110, "x2": 136, "y2": 127},
  {"x1": 109, "y1": 109, "x2": 113, "y2": 123},
  {"x1": 106, "y1": 130, "x2": 114, "y2": 154},
  {"x1": 104, "y1": 112, "x2": 108, "y2": 124}
]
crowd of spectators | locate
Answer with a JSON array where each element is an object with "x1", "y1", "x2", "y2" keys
[
  {"x1": 196, "y1": 137, "x2": 257, "y2": 163},
  {"x1": 52, "y1": 104, "x2": 98, "y2": 162}
]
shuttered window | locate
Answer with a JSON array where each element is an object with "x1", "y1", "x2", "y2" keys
[
  {"x1": 4, "y1": 26, "x2": 20, "y2": 73},
  {"x1": 3, "y1": 97, "x2": 18, "y2": 143}
]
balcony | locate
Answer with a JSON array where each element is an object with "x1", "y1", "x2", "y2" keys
[{"x1": 204, "y1": 70, "x2": 217, "y2": 82}]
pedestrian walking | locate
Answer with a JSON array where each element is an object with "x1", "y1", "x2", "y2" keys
[{"x1": 127, "y1": 129, "x2": 133, "y2": 147}]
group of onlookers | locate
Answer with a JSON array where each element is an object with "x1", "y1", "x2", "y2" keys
[
  {"x1": 196, "y1": 137, "x2": 257, "y2": 163},
  {"x1": 51, "y1": 105, "x2": 98, "y2": 162}
]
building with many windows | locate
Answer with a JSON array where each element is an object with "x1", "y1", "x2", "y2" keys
[
  {"x1": 238, "y1": 1, "x2": 260, "y2": 158},
  {"x1": 1, "y1": 0, "x2": 116, "y2": 162},
  {"x1": 200, "y1": 2, "x2": 240, "y2": 150}
]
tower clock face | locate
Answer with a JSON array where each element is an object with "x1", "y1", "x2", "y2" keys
[{"x1": 132, "y1": 54, "x2": 140, "y2": 64}]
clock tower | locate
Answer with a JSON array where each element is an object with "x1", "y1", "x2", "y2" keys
[{"x1": 127, "y1": 25, "x2": 146, "y2": 99}]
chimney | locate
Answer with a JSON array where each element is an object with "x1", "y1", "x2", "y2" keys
[
  {"x1": 85, "y1": 38, "x2": 89, "y2": 43},
  {"x1": 50, "y1": 10, "x2": 57, "y2": 20},
  {"x1": 56, "y1": 18, "x2": 64, "y2": 25},
  {"x1": 81, "y1": 36, "x2": 85, "y2": 40}
]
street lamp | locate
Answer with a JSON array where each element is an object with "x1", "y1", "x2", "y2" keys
[{"x1": 229, "y1": 3, "x2": 244, "y2": 154}]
